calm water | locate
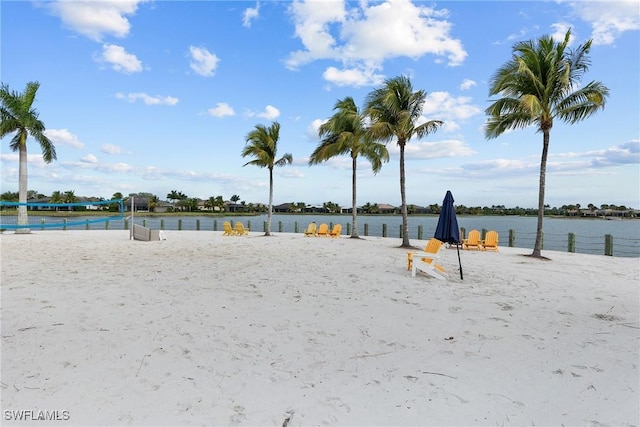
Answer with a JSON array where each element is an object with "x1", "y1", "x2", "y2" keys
[{"x1": 8, "y1": 213, "x2": 639, "y2": 257}]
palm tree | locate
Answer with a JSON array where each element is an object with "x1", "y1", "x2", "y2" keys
[
  {"x1": 148, "y1": 195, "x2": 160, "y2": 213},
  {"x1": 485, "y1": 29, "x2": 609, "y2": 258},
  {"x1": 310, "y1": 96, "x2": 389, "y2": 239},
  {"x1": 0, "y1": 191, "x2": 19, "y2": 202},
  {"x1": 50, "y1": 190, "x2": 64, "y2": 211},
  {"x1": 63, "y1": 190, "x2": 77, "y2": 203},
  {"x1": 365, "y1": 76, "x2": 443, "y2": 248},
  {"x1": 167, "y1": 190, "x2": 186, "y2": 211},
  {"x1": 0, "y1": 81, "x2": 56, "y2": 233},
  {"x1": 204, "y1": 196, "x2": 217, "y2": 211},
  {"x1": 241, "y1": 121, "x2": 292, "y2": 236},
  {"x1": 230, "y1": 194, "x2": 241, "y2": 212},
  {"x1": 111, "y1": 192, "x2": 123, "y2": 212}
]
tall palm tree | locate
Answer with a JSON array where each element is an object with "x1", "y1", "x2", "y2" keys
[
  {"x1": 365, "y1": 76, "x2": 443, "y2": 248},
  {"x1": 242, "y1": 121, "x2": 292, "y2": 236},
  {"x1": 310, "y1": 97, "x2": 389, "y2": 238},
  {"x1": 485, "y1": 29, "x2": 609, "y2": 258},
  {"x1": 0, "y1": 81, "x2": 56, "y2": 233}
]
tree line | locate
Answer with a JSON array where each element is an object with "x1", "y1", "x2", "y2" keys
[{"x1": 2, "y1": 189, "x2": 632, "y2": 217}]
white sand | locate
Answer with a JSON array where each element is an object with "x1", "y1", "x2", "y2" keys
[{"x1": 1, "y1": 230, "x2": 638, "y2": 426}]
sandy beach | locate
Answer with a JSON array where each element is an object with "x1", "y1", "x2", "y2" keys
[{"x1": 1, "y1": 230, "x2": 638, "y2": 426}]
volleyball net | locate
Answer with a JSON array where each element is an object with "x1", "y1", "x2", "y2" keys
[{"x1": 0, "y1": 199, "x2": 124, "y2": 229}]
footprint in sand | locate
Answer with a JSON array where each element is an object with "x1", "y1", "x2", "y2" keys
[
  {"x1": 230, "y1": 405, "x2": 246, "y2": 424},
  {"x1": 495, "y1": 302, "x2": 513, "y2": 311}
]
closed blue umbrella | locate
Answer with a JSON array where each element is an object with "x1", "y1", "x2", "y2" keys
[{"x1": 434, "y1": 190, "x2": 463, "y2": 279}]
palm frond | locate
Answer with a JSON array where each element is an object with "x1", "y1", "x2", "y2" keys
[
  {"x1": 274, "y1": 153, "x2": 293, "y2": 168},
  {"x1": 555, "y1": 81, "x2": 609, "y2": 123},
  {"x1": 1, "y1": 81, "x2": 56, "y2": 162}
]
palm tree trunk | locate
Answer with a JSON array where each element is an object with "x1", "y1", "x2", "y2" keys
[
  {"x1": 266, "y1": 167, "x2": 273, "y2": 236},
  {"x1": 16, "y1": 140, "x2": 30, "y2": 234},
  {"x1": 532, "y1": 130, "x2": 550, "y2": 257},
  {"x1": 399, "y1": 141, "x2": 410, "y2": 247},
  {"x1": 351, "y1": 155, "x2": 358, "y2": 238}
]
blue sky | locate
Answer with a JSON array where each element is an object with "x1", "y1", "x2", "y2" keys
[{"x1": 1, "y1": 0, "x2": 639, "y2": 209}]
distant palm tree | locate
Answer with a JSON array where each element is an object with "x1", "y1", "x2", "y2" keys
[
  {"x1": 0, "y1": 191, "x2": 19, "y2": 202},
  {"x1": 50, "y1": 190, "x2": 64, "y2": 211},
  {"x1": 365, "y1": 76, "x2": 443, "y2": 248},
  {"x1": 0, "y1": 81, "x2": 56, "y2": 233},
  {"x1": 230, "y1": 194, "x2": 241, "y2": 212},
  {"x1": 310, "y1": 96, "x2": 389, "y2": 238},
  {"x1": 63, "y1": 190, "x2": 78, "y2": 203},
  {"x1": 204, "y1": 196, "x2": 216, "y2": 211},
  {"x1": 242, "y1": 121, "x2": 292, "y2": 236},
  {"x1": 148, "y1": 195, "x2": 160, "y2": 212},
  {"x1": 167, "y1": 190, "x2": 186, "y2": 211},
  {"x1": 111, "y1": 192, "x2": 123, "y2": 211},
  {"x1": 485, "y1": 29, "x2": 609, "y2": 258}
]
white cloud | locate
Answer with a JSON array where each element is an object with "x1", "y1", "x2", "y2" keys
[
  {"x1": 243, "y1": 3, "x2": 260, "y2": 28},
  {"x1": 286, "y1": 0, "x2": 346, "y2": 67},
  {"x1": 101, "y1": 162, "x2": 134, "y2": 173},
  {"x1": 340, "y1": 0, "x2": 466, "y2": 65},
  {"x1": 0, "y1": 153, "x2": 50, "y2": 170},
  {"x1": 47, "y1": 0, "x2": 146, "y2": 41},
  {"x1": 115, "y1": 92, "x2": 178, "y2": 105},
  {"x1": 584, "y1": 140, "x2": 640, "y2": 166},
  {"x1": 421, "y1": 91, "x2": 483, "y2": 132},
  {"x1": 506, "y1": 28, "x2": 530, "y2": 42},
  {"x1": 459, "y1": 79, "x2": 476, "y2": 91},
  {"x1": 96, "y1": 44, "x2": 143, "y2": 73},
  {"x1": 549, "y1": 22, "x2": 575, "y2": 44},
  {"x1": 323, "y1": 66, "x2": 384, "y2": 87},
  {"x1": 80, "y1": 154, "x2": 98, "y2": 164},
  {"x1": 461, "y1": 158, "x2": 538, "y2": 177},
  {"x1": 459, "y1": 140, "x2": 640, "y2": 179},
  {"x1": 396, "y1": 139, "x2": 476, "y2": 159},
  {"x1": 247, "y1": 105, "x2": 281, "y2": 120},
  {"x1": 279, "y1": 168, "x2": 305, "y2": 179},
  {"x1": 307, "y1": 118, "x2": 325, "y2": 140},
  {"x1": 44, "y1": 129, "x2": 84, "y2": 149},
  {"x1": 207, "y1": 103, "x2": 235, "y2": 118},
  {"x1": 286, "y1": 0, "x2": 467, "y2": 87},
  {"x1": 189, "y1": 46, "x2": 219, "y2": 77},
  {"x1": 101, "y1": 144, "x2": 122, "y2": 155},
  {"x1": 569, "y1": 1, "x2": 640, "y2": 45}
]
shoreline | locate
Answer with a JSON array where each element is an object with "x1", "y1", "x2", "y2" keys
[
  {"x1": 1, "y1": 210, "x2": 638, "y2": 219},
  {"x1": 2, "y1": 225, "x2": 638, "y2": 258}
]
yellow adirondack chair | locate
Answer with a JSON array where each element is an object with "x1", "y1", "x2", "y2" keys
[
  {"x1": 408, "y1": 238, "x2": 446, "y2": 280},
  {"x1": 482, "y1": 230, "x2": 499, "y2": 251},
  {"x1": 222, "y1": 221, "x2": 236, "y2": 236},
  {"x1": 303, "y1": 222, "x2": 317, "y2": 236},
  {"x1": 329, "y1": 224, "x2": 342, "y2": 238},
  {"x1": 407, "y1": 238, "x2": 443, "y2": 270},
  {"x1": 235, "y1": 222, "x2": 249, "y2": 235},
  {"x1": 316, "y1": 223, "x2": 330, "y2": 237},
  {"x1": 462, "y1": 229, "x2": 481, "y2": 250}
]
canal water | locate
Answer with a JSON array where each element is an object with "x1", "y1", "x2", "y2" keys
[{"x1": 10, "y1": 213, "x2": 639, "y2": 257}]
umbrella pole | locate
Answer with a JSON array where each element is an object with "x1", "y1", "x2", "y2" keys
[{"x1": 456, "y1": 243, "x2": 463, "y2": 280}]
